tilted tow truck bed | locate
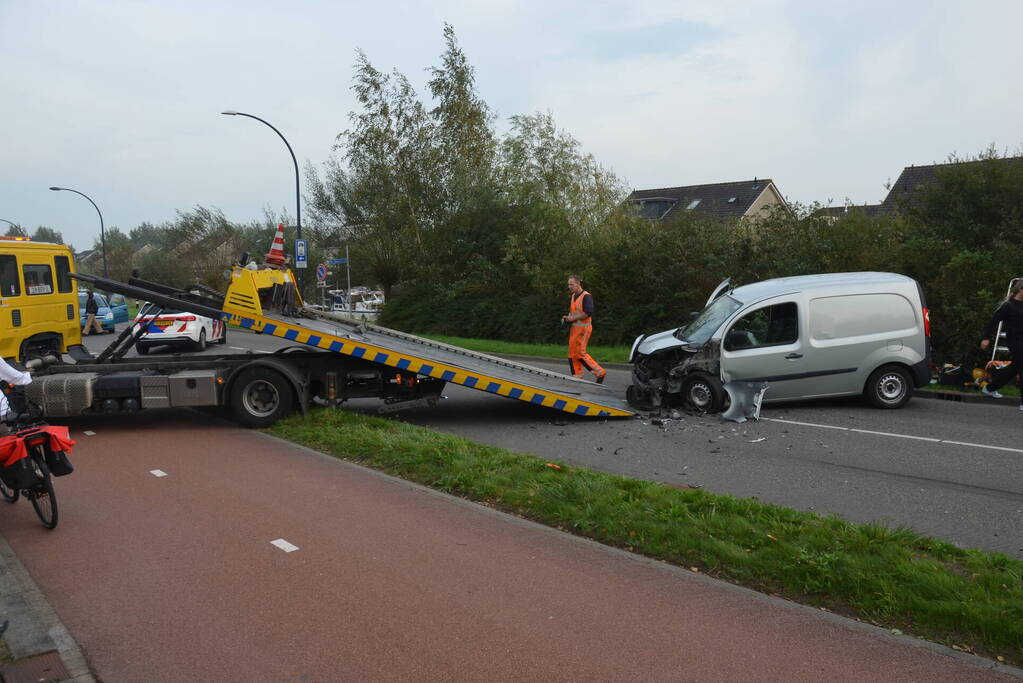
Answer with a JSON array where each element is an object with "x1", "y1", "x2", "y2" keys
[{"x1": 68, "y1": 266, "x2": 633, "y2": 420}]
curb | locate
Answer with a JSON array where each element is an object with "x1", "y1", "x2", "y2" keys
[
  {"x1": 916, "y1": 388, "x2": 1022, "y2": 408},
  {"x1": 0, "y1": 535, "x2": 94, "y2": 682}
]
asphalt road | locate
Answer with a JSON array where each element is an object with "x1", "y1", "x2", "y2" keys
[
  {"x1": 1, "y1": 410, "x2": 1010, "y2": 681},
  {"x1": 82, "y1": 326, "x2": 1023, "y2": 557}
]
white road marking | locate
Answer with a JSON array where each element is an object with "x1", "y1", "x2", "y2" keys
[
  {"x1": 229, "y1": 346, "x2": 267, "y2": 353},
  {"x1": 270, "y1": 539, "x2": 299, "y2": 553},
  {"x1": 941, "y1": 440, "x2": 1023, "y2": 454},
  {"x1": 765, "y1": 418, "x2": 848, "y2": 431},
  {"x1": 83, "y1": 430, "x2": 96, "y2": 436},
  {"x1": 150, "y1": 469, "x2": 167, "y2": 477},
  {"x1": 762, "y1": 417, "x2": 1023, "y2": 455},
  {"x1": 849, "y1": 428, "x2": 941, "y2": 442}
]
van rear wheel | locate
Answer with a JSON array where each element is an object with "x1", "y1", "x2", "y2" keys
[{"x1": 865, "y1": 365, "x2": 912, "y2": 409}]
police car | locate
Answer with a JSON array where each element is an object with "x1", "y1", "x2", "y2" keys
[{"x1": 131, "y1": 303, "x2": 228, "y2": 355}]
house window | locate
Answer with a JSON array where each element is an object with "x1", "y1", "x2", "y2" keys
[
  {"x1": 686, "y1": 199, "x2": 701, "y2": 210},
  {"x1": 633, "y1": 199, "x2": 676, "y2": 219},
  {"x1": 728, "y1": 197, "x2": 737, "y2": 203}
]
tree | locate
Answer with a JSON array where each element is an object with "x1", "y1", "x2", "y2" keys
[
  {"x1": 4, "y1": 224, "x2": 27, "y2": 238},
  {"x1": 90, "y1": 227, "x2": 134, "y2": 282},
  {"x1": 307, "y1": 50, "x2": 439, "y2": 299},
  {"x1": 31, "y1": 226, "x2": 63, "y2": 244}
]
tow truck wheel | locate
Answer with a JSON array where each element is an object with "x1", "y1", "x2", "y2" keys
[
  {"x1": 681, "y1": 374, "x2": 724, "y2": 413},
  {"x1": 135, "y1": 343, "x2": 150, "y2": 356},
  {"x1": 230, "y1": 368, "x2": 294, "y2": 428}
]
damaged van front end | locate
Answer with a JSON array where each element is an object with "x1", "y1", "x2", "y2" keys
[{"x1": 628, "y1": 281, "x2": 742, "y2": 412}]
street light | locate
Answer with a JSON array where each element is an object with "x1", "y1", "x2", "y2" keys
[
  {"x1": 0, "y1": 218, "x2": 24, "y2": 235},
  {"x1": 49, "y1": 186, "x2": 107, "y2": 277},
  {"x1": 220, "y1": 110, "x2": 303, "y2": 288}
]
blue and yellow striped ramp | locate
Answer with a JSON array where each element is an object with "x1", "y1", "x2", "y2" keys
[{"x1": 225, "y1": 311, "x2": 633, "y2": 418}]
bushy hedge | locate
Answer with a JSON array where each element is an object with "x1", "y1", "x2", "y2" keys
[{"x1": 380, "y1": 154, "x2": 1021, "y2": 371}]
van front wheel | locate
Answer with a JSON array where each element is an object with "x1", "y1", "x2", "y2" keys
[
  {"x1": 865, "y1": 365, "x2": 912, "y2": 409},
  {"x1": 682, "y1": 374, "x2": 724, "y2": 413}
]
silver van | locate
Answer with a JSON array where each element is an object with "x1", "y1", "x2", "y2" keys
[{"x1": 628, "y1": 272, "x2": 931, "y2": 411}]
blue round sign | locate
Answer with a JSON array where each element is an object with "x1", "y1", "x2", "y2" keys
[{"x1": 315, "y1": 263, "x2": 327, "y2": 281}]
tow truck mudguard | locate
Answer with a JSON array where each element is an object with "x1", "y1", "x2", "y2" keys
[{"x1": 227, "y1": 357, "x2": 310, "y2": 415}]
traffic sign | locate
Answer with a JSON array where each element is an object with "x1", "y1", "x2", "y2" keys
[
  {"x1": 315, "y1": 263, "x2": 327, "y2": 281},
  {"x1": 295, "y1": 239, "x2": 308, "y2": 268},
  {"x1": 328, "y1": 257, "x2": 348, "y2": 265}
]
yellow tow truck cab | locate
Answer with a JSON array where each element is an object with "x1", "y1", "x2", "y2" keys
[{"x1": 0, "y1": 237, "x2": 82, "y2": 361}]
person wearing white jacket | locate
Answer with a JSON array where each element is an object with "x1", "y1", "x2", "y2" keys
[{"x1": 0, "y1": 357, "x2": 31, "y2": 418}]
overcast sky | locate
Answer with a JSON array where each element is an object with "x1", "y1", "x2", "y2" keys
[{"x1": 2, "y1": 0, "x2": 1021, "y2": 250}]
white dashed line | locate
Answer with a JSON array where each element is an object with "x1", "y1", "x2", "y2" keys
[
  {"x1": 150, "y1": 469, "x2": 168, "y2": 477},
  {"x1": 762, "y1": 417, "x2": 1023, "y2": 454},
  {"x1": 270, "y1": 539, "x2": 299, "y2": 553},
  {"x1": 83, "y1": 430, "x2": 96, "y2": 436}
]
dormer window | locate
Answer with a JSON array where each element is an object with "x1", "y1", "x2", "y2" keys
[
  {"x1": 727, "y1": 197, "x2": 737, "y2": 203},
  {"x1": 686, "y1": 199, "x2": 701, "y2": 210},
  {"x1": 632, "y1": 198, "x2": 677, "y2": 219}
]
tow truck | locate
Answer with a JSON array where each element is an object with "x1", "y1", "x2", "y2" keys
[{"x1": 19, "y1": 244, "x2": 632, "y2": 427}]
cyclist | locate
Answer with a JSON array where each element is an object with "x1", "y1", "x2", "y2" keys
[{"x1": 0, "y1": 356, "x2": 31, "y2": 418}]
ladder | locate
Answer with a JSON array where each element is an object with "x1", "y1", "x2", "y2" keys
[{"x1": 989, "y1": 277, "x2": 1022, "y2": 364}]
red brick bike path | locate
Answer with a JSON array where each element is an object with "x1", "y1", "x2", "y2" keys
[{"x1": 0, "y1": 410, "x2": 1014, "y2": 681}]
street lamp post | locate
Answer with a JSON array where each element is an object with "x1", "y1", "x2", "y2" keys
[
  {"x1": 220, "y1": 110, "x2": 303, "y2": 290},
  {"x1": 49, "y1": 186, "x2": 107, "y2": 278},
  {"x1": 0, "y1": 219, "x2": 24, "y2": 235}
]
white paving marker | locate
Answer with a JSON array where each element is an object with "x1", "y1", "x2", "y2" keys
[
  {"x1": 762, "y1": 417, "x2": 1023, "y2": 455},
  {"x1": 83, "y1": 430, "x2": 96, "y2": 436},
  {"x1": 270, "y1": 539, "x2": 299, "y2": 553},
  {"x1": 150, "y1": 469, "x2": 168, "y2": 478}
]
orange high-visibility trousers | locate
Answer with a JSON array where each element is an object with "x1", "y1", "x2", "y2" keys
[{"x1": 568, "y1": 324, "x2": 605, "y2": 379}]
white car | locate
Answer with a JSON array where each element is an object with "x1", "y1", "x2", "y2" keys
[{"x1": 131, "y1": 303, "x2": 228, "y2": 355}]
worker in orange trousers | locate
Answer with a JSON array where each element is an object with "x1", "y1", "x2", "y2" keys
[{"x1": 562, "y1": 275, "x2": 606, "y2": 384}]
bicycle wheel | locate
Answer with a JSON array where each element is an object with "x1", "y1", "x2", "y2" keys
[
  {"x1": 27, "y1": 458, "x2": 57, "y2": 530},
  {"x1": 0, "y1": 478, "x2": 19, "y2": 504}
]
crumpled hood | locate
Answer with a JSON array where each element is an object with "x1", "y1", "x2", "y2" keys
[{"x1": 636, "y1": 327, "x2": 685, "y2": 356}]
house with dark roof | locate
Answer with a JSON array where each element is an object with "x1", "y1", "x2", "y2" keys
[
  {"x1": 815, "y1": 155, "x2": 1023, "y2": 220},
  {"x1": 626, "y1": 178, "x2": 787, "y2": 222}
]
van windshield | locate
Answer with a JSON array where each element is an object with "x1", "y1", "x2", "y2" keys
[{"x1": 674, "y1": 294, "x2": 743, "y2": 345}]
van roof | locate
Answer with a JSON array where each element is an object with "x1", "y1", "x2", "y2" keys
[{"x1": 730, "y1": 272, "x2": 917, "y2": 303}]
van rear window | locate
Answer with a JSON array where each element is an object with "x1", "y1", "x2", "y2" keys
[
  {"x1": 810, "y1": 294, "x2": 917, "y2": 341},
  {"x1": 22, "y1": 264, "x2": 54, "y2": 296},
  {"x1": 0, "y1": 256, "x2": 18, "y2": 297}
]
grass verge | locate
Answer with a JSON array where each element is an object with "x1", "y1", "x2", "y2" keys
[
  {"x1": 419, "y1": 334, "x2": 632, "y2": 364},
  {"x1": 269, "y1": 408, "x2": 1023, "y2": 664}
]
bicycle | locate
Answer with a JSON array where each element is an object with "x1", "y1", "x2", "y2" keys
[{"x1": 0, "y1": 355, "x2": 73, "y2": 530}]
